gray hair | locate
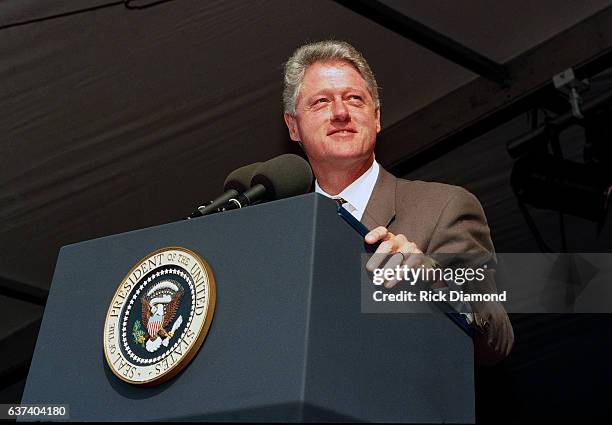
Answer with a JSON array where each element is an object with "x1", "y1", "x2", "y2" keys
[{"x1": 283, "y1": 40, "x2": 380, "y2": 116}]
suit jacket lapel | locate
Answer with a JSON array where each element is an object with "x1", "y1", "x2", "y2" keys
[{"x1": 361, "y1": 166, "x2": 396, "y2": 230}]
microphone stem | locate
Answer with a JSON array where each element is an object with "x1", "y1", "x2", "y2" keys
[
  {"x1": 197, "y1": 189, "x2": 239, "y2": 216},
  {"x1": 225, "y1": 184, "x2": 267, "y2": 210}
]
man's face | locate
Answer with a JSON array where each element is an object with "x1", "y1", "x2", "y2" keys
[{"x1": 284, "y1": 60, "x2": 381, "y2": 168}]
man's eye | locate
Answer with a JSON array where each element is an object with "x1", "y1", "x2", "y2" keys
[
  {"x1": 315, "y1": 98, "x2": 328, "y2": 104},
  {"x1": 348, "y1": 95, "x2": 363, "y2": 101}
]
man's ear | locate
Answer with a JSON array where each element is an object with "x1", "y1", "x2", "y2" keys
[
  {"x1": 375, "y1": 108, "x2": 381, "y2": 133},
  {"x1": 283, "y1": 112, "x2": 300, "y2": 142}
]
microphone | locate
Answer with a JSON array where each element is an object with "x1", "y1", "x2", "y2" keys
[
  {"x1": 188, "y1": 162, "x2": 261, "y2": 218},
  {"x1": 225, "y1": 154, "x2": 313, "y2": 209},
  {"x1": 224, "y1": 162, "x2": 262, "y2": 192}
]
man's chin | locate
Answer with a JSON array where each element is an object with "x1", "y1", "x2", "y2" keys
[{"x1": 323, "y1": 151, "x2": 373, "y2": 165}]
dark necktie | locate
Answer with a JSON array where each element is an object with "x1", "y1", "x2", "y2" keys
[{"x1": 333, "y1": 197, "x2": 348, "y2": 206}]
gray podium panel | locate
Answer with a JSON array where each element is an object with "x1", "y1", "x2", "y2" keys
[{"x1": 22, "y1": 194, "x2": 474, "y2": 422}]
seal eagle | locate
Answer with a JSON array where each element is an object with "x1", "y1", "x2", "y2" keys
[{"x1": 141, "y1": 280, "x2": 183, "y2": 345}]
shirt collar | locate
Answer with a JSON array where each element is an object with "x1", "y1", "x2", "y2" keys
[{"x1": 314, "y1": 160, "x2": 380, "y2": 221}]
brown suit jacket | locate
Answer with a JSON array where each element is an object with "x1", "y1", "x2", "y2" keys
[
  {"x1": 361, "y1": 166, "x2": 514, "y2": 365},
  {"x1": 361, "y1": 167, "x2": 493, "y2": 255}
]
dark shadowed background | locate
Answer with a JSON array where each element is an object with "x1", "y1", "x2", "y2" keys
[{"x1": 2, "y1": 1, "x2": 612, "y2": 422}]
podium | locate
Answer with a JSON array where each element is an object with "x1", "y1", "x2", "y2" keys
[{"x1": 22, "y1": 194, "x2": 474, "y2": 422}]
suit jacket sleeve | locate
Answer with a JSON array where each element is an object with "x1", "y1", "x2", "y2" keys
[
  {"x1": 427, "y1": 187, "x2": 514, "y2": 365},
  {"x1": 427, "y1": 187, "x2": 494, "y2": 255}
]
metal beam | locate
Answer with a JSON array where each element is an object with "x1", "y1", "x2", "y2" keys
[
  {"x1": 334, "y1": 0, "x2": 509, "y2": 85},
  {"x1": 0, "y1": 277, "x2": 48, "y2": 306},
  {"x1": 375, "y1": 5, "x2": 612, "y2": 175}
]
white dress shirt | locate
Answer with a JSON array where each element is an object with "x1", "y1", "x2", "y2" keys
[{"x1": 314, "y1": 160, "x2": 380, "y2": 221}]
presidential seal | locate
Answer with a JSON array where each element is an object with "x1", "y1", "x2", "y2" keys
[{"x1": 103, "y1": 247, "x2": 215, "y2": 385}]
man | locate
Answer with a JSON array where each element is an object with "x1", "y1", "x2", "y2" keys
[{"x1": 282, "y1": 40, "x2": 513, "y2": 365}]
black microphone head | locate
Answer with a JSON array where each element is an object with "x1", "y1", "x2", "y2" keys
[
  {"x1": 223, "y1": 162, "x2": 262, "y2": 192},
  {"x1": 250, "y1": 154, "x2": 313, "y2": 200}
]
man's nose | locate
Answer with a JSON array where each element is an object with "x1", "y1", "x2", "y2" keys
[{"x1": 330, "y1": 99, "x2": 349, "y2": 122}]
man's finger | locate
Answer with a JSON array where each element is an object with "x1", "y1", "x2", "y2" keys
[
  {"x1": 375, "y1": 239, "x2": 398, "y2": 254},
  {"x1": 399, "y1": 241, "x2": 421, "y2": 255},
  {"x1": 376, "y1": 252, "x2": 404, "y2": 288},
  {"x1": 366, "y1": 251, "x2": 389, "y2": 272},
  {"x1": 365, "y1": 226, "x2": 392, "y2": 244},
  {"x1": 365, "y1": 233, "x2": 420, "y2": 272},
  {"x1": 385, "y1": 250, "x2": 423, "y2": 288},
  {"x1": 403, "y1": 251, "x2": 421, "y2": 270},
  {"x1": 383, "y1": 252, "x2": 405, "y2": 289},
  {"x1": 366, "y1": 237, "x2": 400, "y2": 271}
]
